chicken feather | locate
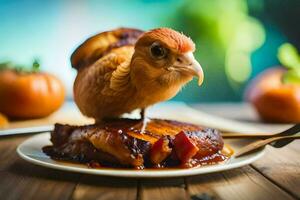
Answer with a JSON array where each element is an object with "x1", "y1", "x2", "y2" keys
[{"x1": 72, "y1": 27, "x2": 203, "y2": 121}]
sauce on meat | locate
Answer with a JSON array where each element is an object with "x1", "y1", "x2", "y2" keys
[{"x1": 43, "y1": 118, "x2": 233, "y2": 169}]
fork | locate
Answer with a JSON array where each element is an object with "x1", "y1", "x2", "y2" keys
[
  {"x1": 234, "y1": 134, "x2": 300, "y2": 157},
  {"x1": 234, "y1": 124, "x2": 300, "y2": 157}
]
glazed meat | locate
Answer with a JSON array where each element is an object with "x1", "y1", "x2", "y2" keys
[{"x1": 43, "y1": 119, "x2": 225, "y2": 169}]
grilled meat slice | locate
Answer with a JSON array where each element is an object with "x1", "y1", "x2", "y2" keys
[
  {"x1": 43, "y1": 118, "x2": 224, "y2": 168},
  {"x1": 45, "y1": 122, "x2": 150, "y2": 168}
]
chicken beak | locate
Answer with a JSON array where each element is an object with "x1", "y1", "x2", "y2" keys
[
  {"x1": 189, "y1": 55, "x2": 204, "y2": 86},
  {"x1": 175, "y1": 52, "x2": 204, "y2": 86}
]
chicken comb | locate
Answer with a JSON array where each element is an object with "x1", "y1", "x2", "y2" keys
[{"x1": 138, "y1": 28, "x2": 195, "y2": 53}]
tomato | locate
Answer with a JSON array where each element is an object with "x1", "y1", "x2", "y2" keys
[
  {"x1": 150, "y1": 137, "x2": 172, "y2": 164},
  {"x1": 246, "y1": 67, "x2": 300, "y2": 123},
  {"x1": 0, "y1": 69, "x2": 65, "y2": 119},
  {"x1": 174, "y1": 131, "x2": 199, "y2": 163}
]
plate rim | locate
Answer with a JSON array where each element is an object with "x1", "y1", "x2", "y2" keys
[{"x1": 17, "y1": 132, "x2": 265, "y2": 178}]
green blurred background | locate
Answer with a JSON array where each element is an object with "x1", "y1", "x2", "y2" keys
[{"x1": 0, "y1": 0, "x2": 299, "y2": 102}]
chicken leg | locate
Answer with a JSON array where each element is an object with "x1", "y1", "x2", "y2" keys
[
  {"x1": 140, "y1": 108, "x2": 149, "y2": 133},
  {"x1": 140, "y1": 108, "x2": 145, "y2": 120}
]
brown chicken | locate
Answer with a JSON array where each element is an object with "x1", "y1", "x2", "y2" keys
[{"x1": 71, "y1": 27, "x2": 203, "y2": 121}]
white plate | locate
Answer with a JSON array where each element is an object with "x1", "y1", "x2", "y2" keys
[{"x1": 17, "y1": 132, "x2": 265, "y2": 178}]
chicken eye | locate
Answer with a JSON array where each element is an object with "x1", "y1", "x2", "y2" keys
[{"x1": 150, "y1": 42, "x2": 167, "y2": 59}]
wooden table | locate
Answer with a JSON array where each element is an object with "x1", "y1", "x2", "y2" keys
[{"x1": 1, "y1": 103, "x2": 299, "y2": 200}]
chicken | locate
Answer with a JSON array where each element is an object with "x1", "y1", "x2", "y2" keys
[{"x1": 71, "y1": 28, "x2": 203, "y2": 121}]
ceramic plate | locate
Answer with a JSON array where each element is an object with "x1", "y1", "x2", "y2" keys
[{"x1": 17, "y1": 132, "x2": 265, "y2": 178}]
